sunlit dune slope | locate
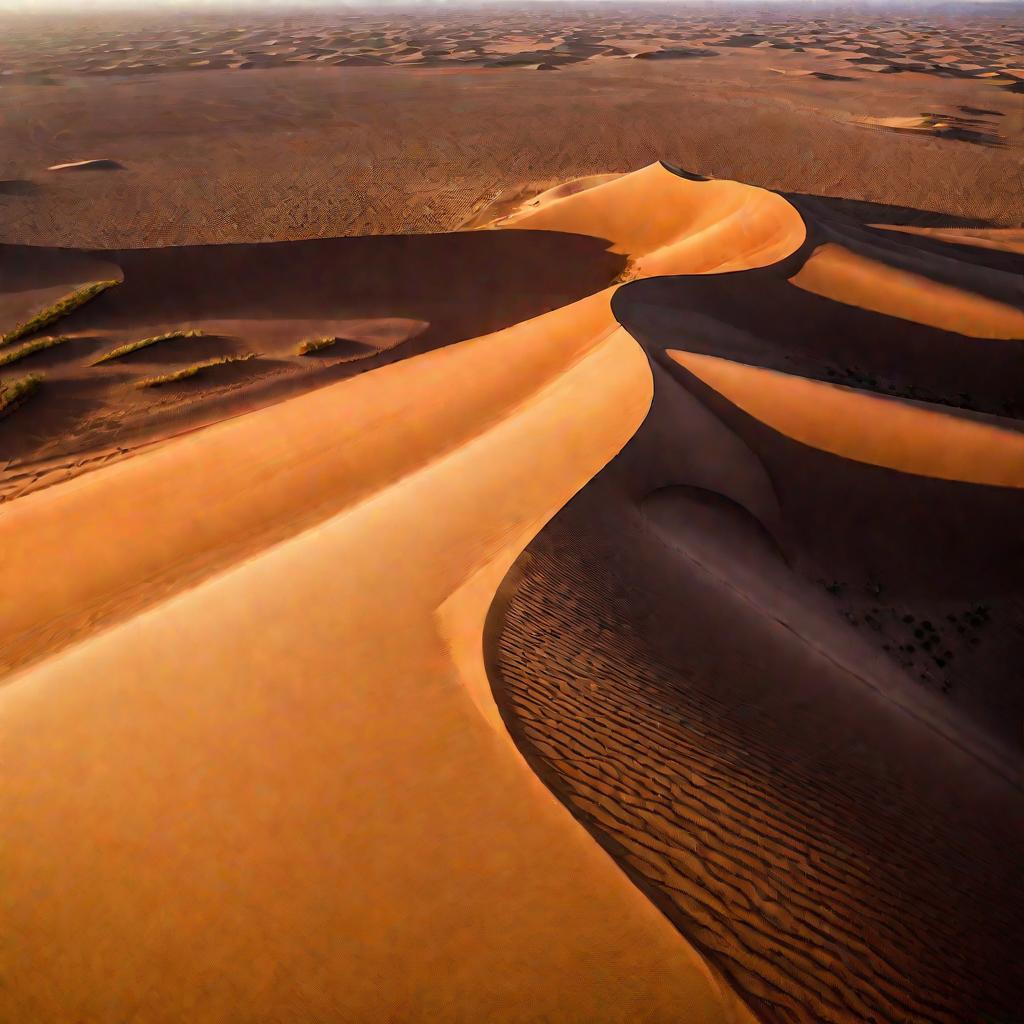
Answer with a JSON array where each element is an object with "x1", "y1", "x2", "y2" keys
[
  {"x1": 0, "y1": 288, "x2": 760, "y2": 1021},
  {"x1": 497, "y1": 161, "x2": 806, "y2": 275},
  {"x1": 0, "y1": 164, "x2": 807, "y2": 676},
  {"x1": 669, "y1": 349, "x2": 1024, "y2": 486},
  {"x1": 0, "y1": 161, "x2": 813, "y2": 1022},
  {"x1": 791, "y1": 242, "x2": 1024, "y2": 338}
]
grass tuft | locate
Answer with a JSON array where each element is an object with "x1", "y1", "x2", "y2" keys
[
  {"x1": 1, "y1": 280, "x2": 118, "y2": 346},
  {"x1": 0, "y1": 374, "x2": 42, "y2": 418},
  {"x1": 93, "y1": 329, "x2": 202, "y2": 366},
  {"x1": 297, "y1": 336, "x2": 339, "y2": 355},
  {"x1": 0, "y1": 334, "x2": 72, "y2": 368},
  {"x1": 610, "y1": 258, "x2": 639, "y2": 286},
  {"x1": 134, "y1": 353, "x2": 254, "y2": 388}
]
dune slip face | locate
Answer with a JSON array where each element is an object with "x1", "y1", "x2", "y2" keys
[
  {"x1": 486, "y1": 166, "x2": 1024, "y2": 1023},
  {"x1": 2, "y1": 149, "x2": 1023, "y2": 1024}
]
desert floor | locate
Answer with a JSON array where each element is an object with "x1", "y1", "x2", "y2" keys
[{"x1": 1, "y1": 5, "x2": 1023, "y2": 1024}]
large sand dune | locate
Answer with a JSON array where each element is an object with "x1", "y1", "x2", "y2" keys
[{"x1": 2, "y1": 155, "x2": 1023, "y2": 1024}]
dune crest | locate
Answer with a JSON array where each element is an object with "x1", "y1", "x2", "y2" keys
[
  {"x1": 791, "y1": 242, "x2": 1024, "y2": 338},
  {"x1": 2, "y1": 158, "x2": 806, "y2": 1019},
  {"x1": 5, "y1": 148, "x2": 1023, "y2": 1024},
  {"x1": 496, "y1": 161, "x2": 806, "y2": 275},
  {"x1": 669, "y1": 349, "x2": 1024, "y2": 487}
]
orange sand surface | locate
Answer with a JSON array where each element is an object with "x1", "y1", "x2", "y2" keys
[
  {"x1": 499, "y1": 162, "x2": 805, "y2": 275},
  {"x1": 2, "y1": 163, "x2": 803, "y2": 1023},
  {"x1": 791, "y1": 242, "x2": 1024, "y2": 338},
  {"x1": 668, "y1": 349, "x2": 1024, "y2": 487},
  {"x1": 2, "y1": 31, "x2": 1023, "y2": 1012}
]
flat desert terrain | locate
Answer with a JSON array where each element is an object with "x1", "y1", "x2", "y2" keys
[{"x1": 1, "y1": 5, "x2": 1023, "y2": 1024}]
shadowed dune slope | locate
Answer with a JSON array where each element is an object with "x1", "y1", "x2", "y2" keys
[
  {"x1": 0, "y1": 229, "x2": 625, "y2": 499},
  {"x1": 487, "y1": 169, "x2": 1024, "y2": 1023}
]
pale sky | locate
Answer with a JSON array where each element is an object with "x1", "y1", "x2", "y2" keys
[{"x1": 2, "y1": 0, "x2": 1002, "y2": 10}]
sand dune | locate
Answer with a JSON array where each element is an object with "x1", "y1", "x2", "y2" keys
[
  {"x1": 668, "y1": 349, "x2": 1024, "y2": 486},
  {"x1": 1, "y1": 162, "x2": 814, "y2": 1022},
  {"x1": 497, "y1": 161, "x2": 806, "y2": 276},
  {"x1": 3, "y1": 151, "x2": 1023, "y2": 1024},
  {"x1": 876, "y1": 224, "x2": 1024, "y2": 255},
  {"x1": 46, "y1": 158, "x2": 124, "y2": 172},
  {"x1": 0, "y1": 294, "x2": 754, "y2": 1021},
  {"x1": 488, "y1": 169, "x2": 1024, "y2": 1022},
  {"x1": 791, "y1": 241, "x2": 1024, "y2": 338}
]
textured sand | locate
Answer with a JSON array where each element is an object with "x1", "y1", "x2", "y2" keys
[
  {"x1": 1, "y1": 15, "x2": 1023, "y2": 1019},
  {"x1": 2, "y1": 164, "x2": 805, "y2": 1023}
]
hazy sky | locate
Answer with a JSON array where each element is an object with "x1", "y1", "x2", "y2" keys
[{"x1": 0, "y1": 0, "x2": 1010, "y2": 11}]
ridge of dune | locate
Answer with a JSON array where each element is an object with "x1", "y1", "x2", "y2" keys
[
  {"x1": 0, "y1": 285, "x2": 761, "y2": 1021},
  {"x1": 669, "y1": 348, "x2": 1024, "y2": 487},
  {"x1": 0, "y1": 163, "x2": 838, "y2": 1023},
  {"x1": 874, "y1": 224, "x2": 1024, "y2": 256},
  {"x1": 496, "y1": 161, "x2": 807, "y2": 275},
  {"x1": 514, "y1": 172, "x2": 625, "y2": 212},
  {"x1": 0, "y1": 291, "x2": 613, "y2": 676},
  {"x1": 0, "y1": 164, "x2": 811, "y2": 679},
  {"x1": 791, "y1": 241, "x2": 1024, "y2": 338}
]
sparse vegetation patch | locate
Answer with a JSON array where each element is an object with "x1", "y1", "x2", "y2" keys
[
  {"x1": 1, "y1": 280, "x2": 118, "y2": 346},
  {"x1": 297, "y1": 336, "x2": 339, "y2": 355},
  {"x1": 93, "y1": 329, "x2": 202, "y2": 365},
  {"x1": 0, "y1": 374, "x2": 41, "y2": 418},
  {"x1": 134, "y1": 353, "x2": 254, "y2": 388},
  {"x1": 0, "y1": 335, "x2": 72, "y2": 368}
]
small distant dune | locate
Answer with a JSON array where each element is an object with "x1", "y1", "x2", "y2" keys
[
  {"x1": 769, "y1": 66, "x2": 855, "y2": 81},
  {"x1": 47, "y1": 159, "x2": 124, "y2": 172},
  {"x1": 634, "y1": 47, "x2": 716, "y2": 60},
  {"x1": 853, "y1": 112, "x2": 1003, "y2": 146}
]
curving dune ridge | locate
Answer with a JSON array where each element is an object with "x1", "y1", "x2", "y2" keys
[{"x1": 2, "y1": 162, "x2": 1023, "y2": 1024}]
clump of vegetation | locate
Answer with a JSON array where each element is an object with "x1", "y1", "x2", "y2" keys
[
  {"x1": 296, "y1": 336, "x2": 340, "y2": 356},
  {"x1": 0, "y1": 334, "x2": 72, "y2": 368},
  {"x1": 93, "y1": 329, "x2": 202, "y2": 366},
  {"x1": 610, "y1": 258, "x2": 639, "y2": 286},
  {"x1": 134, "y1": 353, "x2": 254, "y2": 388},
  {"x1": 1, "y1": 280, "x2": 118, "y2": 345},
  {"x1": 0, "y1": 374, "x2": 41, "y2": 418}
]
